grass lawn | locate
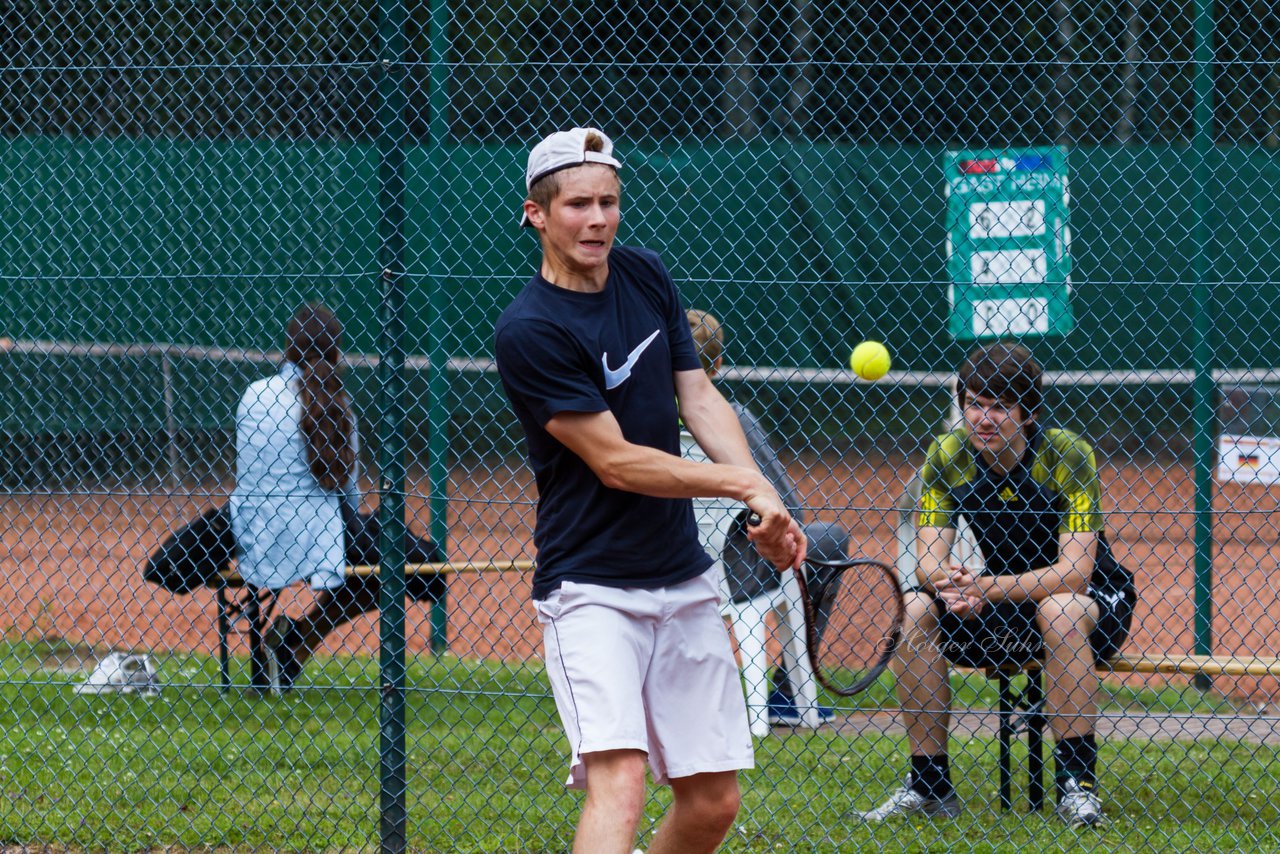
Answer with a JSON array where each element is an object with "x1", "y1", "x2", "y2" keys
[{"x1": 0, "y1": 639, "x2": 1277, "y2": 853}]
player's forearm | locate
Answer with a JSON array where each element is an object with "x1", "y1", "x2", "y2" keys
[
  {"x1": 917, "y1": 561, "x2": 952, "y2": 593},
  {"x1": 915, "y1": 526, "x2": 955, "y2": 592},
  {"x1": 996, "y1": 530, "x2": 1097, "y2": 602},
  {"x1": 544, "y1": 405, "x2": 777, "y2": 505},
  {"x1": 990, "y1": 561, "x2": 1091, "y2": 603},
  {"x1": 596, "y1": 444, "x2": 768, "y2": 502},
  {"x1": 679, "y1": 389, "x2": 756, "y2": 470}
]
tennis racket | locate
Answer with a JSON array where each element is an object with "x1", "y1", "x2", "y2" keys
[{"x1": 749, "y1": 515, "x2": 905, "y2": 696}]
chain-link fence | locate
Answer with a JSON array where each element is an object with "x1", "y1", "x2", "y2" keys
[{"x1": 2, "y1": 1, "x2": 1279, "y2": 851}]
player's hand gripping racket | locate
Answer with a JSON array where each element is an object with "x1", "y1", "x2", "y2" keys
[{"x1": 749, "y1": 514, "x2": 905, "y2": 696}]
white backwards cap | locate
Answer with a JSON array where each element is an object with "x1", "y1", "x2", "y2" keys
[{"x1": 519, "y1": 126, "x2": 622, "y2": 227}]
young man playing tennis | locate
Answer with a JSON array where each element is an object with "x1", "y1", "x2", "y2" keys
[
  {"x1": 494, "y1": 127, "x2": 805, "y2": 854},
  {"x1": 859, "y1": 342, "x2": 1135, "y2": 828}
]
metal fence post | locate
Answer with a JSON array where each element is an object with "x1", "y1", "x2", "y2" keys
[
  {"x1": 376, "y1": 0, "x2": 410, "y2": 850},
  {"x1": 425, "y1": 0, "x2": 452, "y2": 655},
  {"x1": 1191, "y1": 0, "x2": 1217, "y2": 680}
]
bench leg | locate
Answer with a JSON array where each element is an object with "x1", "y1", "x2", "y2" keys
[
  {"x1": 216, "y1": 586, "x2": 231, "y2": 693},
  {"x1": 429, "y1": 596, "x2": 449, "y2": 655},
  {"x1": 1027, "y1": 670, "x2": 1046, "y2": 812},
  {"x1": 997, "y1": 671, "x2": 1012, "y2": 811}
]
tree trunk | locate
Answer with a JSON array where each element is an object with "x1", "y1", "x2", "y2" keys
[
  {"x1": 1264, "y1": 0, "x2": 1280, "y2": 149},
  {"x1": 719, "y1": 0, "x2": 760, "y2": 140},
  {"x1": 1053, "y1": 0, "x2": 1075, "y2": 147},
  {"x1": 782, "y1": 0, "x2": 815, "y2": 138},
  {"x1": 1117, "y1": 0, "x2": 1144, "y2": 144}
]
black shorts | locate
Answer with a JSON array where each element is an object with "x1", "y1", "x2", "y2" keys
[{"x1": 936, "y1": 584, "x2": 1136, "y2": 669}]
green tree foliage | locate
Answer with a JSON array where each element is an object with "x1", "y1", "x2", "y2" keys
[{"x1": 0, "y1": 0, "x2": 1276, "y2": 146}]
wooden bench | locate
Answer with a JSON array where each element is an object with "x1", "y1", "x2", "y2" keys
[
  {"x1": 211, "y1": 560, "x2": 535, "y2": 692},
  {"x1": 989, "y1": 653, "x2": 1280, "y2": 811}
]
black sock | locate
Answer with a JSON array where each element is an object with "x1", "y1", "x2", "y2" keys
[
  {"x1": 910, "y1": 753, "x2": 953, "y2": 799},
  {"x1": 1055, "y1": 734, "x2": 1098, "y2": 788}
]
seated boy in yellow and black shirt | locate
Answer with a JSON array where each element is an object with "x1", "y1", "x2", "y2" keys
[
  {"x1": 917, "y1": 421, "x2": 1134, "y2": 669},
  {"x1": 859, "y1": 342, "x2": 1136, "y2": 829}
]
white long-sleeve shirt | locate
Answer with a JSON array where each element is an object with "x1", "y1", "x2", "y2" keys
[{"x1": 229, "y1": 361, "x2": 359, "y2": 590}]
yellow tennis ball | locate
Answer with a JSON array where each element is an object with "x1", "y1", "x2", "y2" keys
[{"x1": 849, "y1": 340, "x2": 891, "y2": 381}]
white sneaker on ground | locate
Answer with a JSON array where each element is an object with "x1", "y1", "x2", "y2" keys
[
  {"x1": 73, "y1": 652, "x2": 160, "y2": 696},
  {"x1": 857, "y1": 774, "x2": 961, "y2": 822},
  {"x1": 1056, "y1": 777, "x2": 1105, "y2": 828}
]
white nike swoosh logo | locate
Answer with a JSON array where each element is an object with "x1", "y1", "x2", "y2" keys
[{"x1": 602, "y1": 329, "x2": 661, "y2": 390}]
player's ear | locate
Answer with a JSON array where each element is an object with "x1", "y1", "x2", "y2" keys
[
  {"x1": 708, "y1": 355, "x2": 723, "y2": 379},
  {"x1": 523, "y1": 199, "x2": 545, "y2": 230}
]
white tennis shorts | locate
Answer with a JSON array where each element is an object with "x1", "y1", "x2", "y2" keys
[{"x1": 534, "y1": 567, "x2": 754, "y2": 789}]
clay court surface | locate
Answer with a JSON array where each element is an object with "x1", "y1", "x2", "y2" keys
[{"x1": 3, "y1": 454, "x2": 1278, "y2": 702}]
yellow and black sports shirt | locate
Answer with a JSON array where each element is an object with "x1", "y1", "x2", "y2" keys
[{"x1": 918, "y1": 423, "x2": 1131, "y2": 593}]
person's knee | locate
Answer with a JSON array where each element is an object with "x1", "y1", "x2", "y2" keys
[
  {"x1": 1036, "y1": 594, "x2": 1098, "y2": 645},
  {"x1": 903, "y1": 590, "x2": 941, "y2": 630},
  {"x1": 583, "y1": 750, "x2": 648, "y2": 815},
  {"x1": 673, "y1": 772, "x2": 740, "y2": 831},
  {"x1": 896, "y1": 593, "x2": 942, "y2": 660}
]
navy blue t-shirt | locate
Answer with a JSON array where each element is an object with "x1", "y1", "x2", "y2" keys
[{"x1": 494, "y1": 245, "x2": 712, "y2": 599}]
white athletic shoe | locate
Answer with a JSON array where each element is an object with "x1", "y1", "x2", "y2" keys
[
  {"x1": 73, "y1": 652, "x2": 160, "y2": 697},
  {"x1": 1056, "y1": 777, "x2": 1105, "y2": 828},
  {"x1": 857, "y1": 774, "x2": 961, "y2": 822}
]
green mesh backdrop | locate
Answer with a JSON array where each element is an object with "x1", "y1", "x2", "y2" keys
[{"x1": 1, "y1": 2, "x2": 1278, "y2": 852}]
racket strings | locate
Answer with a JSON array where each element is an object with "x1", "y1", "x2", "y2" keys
[{"x1": 797, "y1": 559, "x2": 904, "y2": 697}]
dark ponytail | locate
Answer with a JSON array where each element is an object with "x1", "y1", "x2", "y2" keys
[{"x1": 284, "y1": 303, "x2": 355, "y2": 492}]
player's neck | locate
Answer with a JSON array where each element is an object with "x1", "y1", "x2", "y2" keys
[
  {"x1": 540, "y1": 258, "x2": 608, "y2": 293},
  {"x1": 981, "y1": 433, "x2": 1028, "y2": 476}
]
